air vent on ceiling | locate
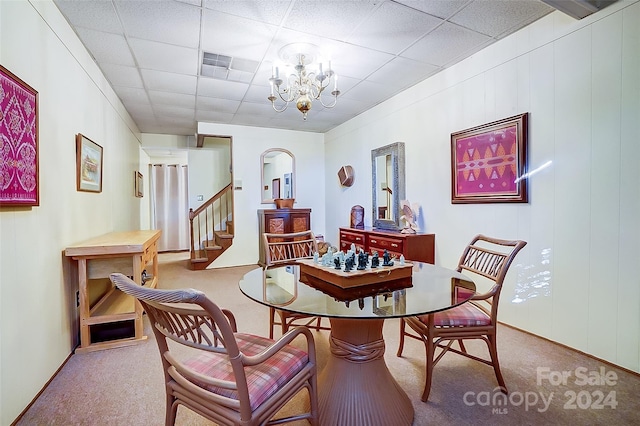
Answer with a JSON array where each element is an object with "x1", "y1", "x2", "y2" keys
[
  {"x1": 200, "y1": 51, "x2": 258, "y2": 83},
  {"x1": 540, "y1": 0, "x2": 618, "y2": 19}
]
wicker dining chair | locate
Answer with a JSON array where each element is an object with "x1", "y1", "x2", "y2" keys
[
  {"x1": 263, "y1": 231, "x2": 330, "y2": 339},
  {"x1": 396, "y1": 234, "x2": 527, "y2": 401},
  {"x1": 110, "y1": 273, "x2": 318, "y2": 426}
]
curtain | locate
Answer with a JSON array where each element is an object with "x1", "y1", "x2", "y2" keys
[{"x1": 150, "y1": 164, "x2": 189, "y2": 252}]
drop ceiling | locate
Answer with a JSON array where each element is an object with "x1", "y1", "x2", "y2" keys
[{"x1": 53, "y1": 0, "x2": 560, "y2": 136}]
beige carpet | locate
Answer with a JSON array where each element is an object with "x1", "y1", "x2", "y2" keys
[{"x1": 16, "y1": 252, "x2": 640, "y2": 425}]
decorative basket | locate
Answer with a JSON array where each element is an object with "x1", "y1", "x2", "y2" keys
[{"x1": 274, "y1": 198, "x2": 295, "y2": 209}]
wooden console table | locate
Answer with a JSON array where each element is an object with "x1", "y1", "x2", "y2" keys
[
  {"x1": 65, "y1": 230, "x2": 161, "y2": 353},
  {"x1": 339, "y1": 227, "x2": 435, "y2": 264}
]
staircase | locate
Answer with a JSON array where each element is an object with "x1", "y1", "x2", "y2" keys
[{"x1": 189, "y1": 183, "x2": 234, "y2": 270}]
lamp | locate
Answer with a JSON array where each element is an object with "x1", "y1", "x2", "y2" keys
[{"x1": 268, "y1": 43, "x2": 340, "y2": 120}]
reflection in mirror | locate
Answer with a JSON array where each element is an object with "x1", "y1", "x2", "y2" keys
[
  {"x1": 261, "y1": 148, "x2": 295, "y2": 203},
  {"x1": 372, "y1": 142, "x2": 405, "y2": 230}
]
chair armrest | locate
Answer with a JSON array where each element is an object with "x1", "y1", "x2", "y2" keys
[
  {"x1": 240, "y1": 326, "x2": 316, "y2": 367},
  {"x1": 222, "y1": 308, "x2": 237, "y2": 332},
  {"x1": 470, "y1": 285, "x2": 498, "y2": 301}
]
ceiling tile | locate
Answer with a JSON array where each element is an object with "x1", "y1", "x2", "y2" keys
[
  {"x1": 196, "y1": 109, "x2": 235, "y2": 123},
  {"x1": 394, "y1": 0, "x2": 471, "y2": 19},
  {"x1": 340, "y1": 79, "x2": 399, "y2": 105},
  {"x1": 103, "y1": 65, "x2": 144, "y2": 88},
  {"x1": 202, "y1": 9, "x2": 276, "y2": 61},
  {"x1": 347, "y1": 1, "x2": 443, "y2": 54},
  {"x1": 197, "y1": 78, "x2": 249, "y2": 100},
  {"x1": 54, "y1": 0, "x2": 122, "y2": 34},
  {"x1": 367, "y1": 57, "x2": 440, "y2": 90},
  {"x1": 202, "y1": 0, "x2": 291, "y2": 25},
  {"x1": 148, "y1": 91, "x2": 196, "y2": 108},
  {"x1": 153, "y1": 104, "x2": 196, "y2": 119},
  {"x1": 449, "y1": 0, "x2": 554, "y2": 38},
  {"x1": 196, "y1": 97, "x2": 241, "y2": 114},
  {"x1": 115, "y1": 0, "x2": 201, "y2": 47},
  {"x1": 112, "y1": 86, "x2": 150, "y2": 104},
  {"x1": 140, "y1": 69, "x2": 197, "y2": 94},
  {"x1": 129, "y1": 38, "x2": 199, "y2": 75},
  {"x1": 284, "y1": 0, "x2": 379, "y2": 41},
  {"x1": 401, "y1": 22, "x2": 491, "y2": 67},
  {"x1": 75, "y1": 28, "x2": 135, "y2": 66}
]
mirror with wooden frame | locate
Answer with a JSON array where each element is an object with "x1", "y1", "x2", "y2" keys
[
  {"x1": 261, "y1": 148, "x2": 295, "y2": 204},
  {"x1": 371, "y1": 142, "x2": 405, "y2": 230}
]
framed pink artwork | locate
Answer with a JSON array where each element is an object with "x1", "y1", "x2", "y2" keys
[
  {"x1": 451, "y1": 113, "x2": 528, "y2": 204},
  {"x1": 0, "y1": 65, "x2": 39, "y2": 206}
]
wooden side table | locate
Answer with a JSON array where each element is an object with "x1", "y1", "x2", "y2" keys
[{"x1": 65, "y1": 230, "x2": 161, "y2": 353}]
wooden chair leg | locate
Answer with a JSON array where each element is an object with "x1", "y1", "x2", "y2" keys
[
  {"x1": 167, "y1": 394, "x2": 178, "y2": 426},
  {"x1": 314, "y1": 317, "x2": 321, "y2": 330},
  {"x1": 269, "y1": 307, "x2": 276, "y2": 339},
  {"x1": 396, "y1": 318, "x2": 406, "y2": 357},
  {"x1": 421, "y1": 330, "x2": 436, "y2": 401},
  {"x1": 420, "y1": 314, "x2": 438, "y2": 402},
  {"x1": 487, "y1": 334, "x2": 507, "y2": 393},
  {"x1": 281, "y1": 313, "x2": 289, "y2": 336}
]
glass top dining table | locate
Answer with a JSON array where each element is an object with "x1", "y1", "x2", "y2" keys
[
  {"x1": 238, "y1": 261, "x2": 476, "y2": 426},
  {"x1": 239, "y1": 261, "x2": 476, "y2": 319}
]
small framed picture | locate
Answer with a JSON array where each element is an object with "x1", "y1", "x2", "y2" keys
[
  {"x1": 134, "y1": 171, "x2": 143, "y2": 198},
  {"x1": 76, "y1": 133, "x2": 103, "y2": 193}
]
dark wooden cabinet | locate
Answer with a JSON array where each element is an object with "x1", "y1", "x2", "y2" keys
[
  {"x1": 258, "y1": 208, "x2": 311, "y2": 265},
  {"x1": 339, "y1": 227, "x2": 435, "y2": 264}
]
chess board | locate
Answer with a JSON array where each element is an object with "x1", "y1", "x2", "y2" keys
[{"x1": 297, "y1": 258, "x2": 413, "y2": 290}]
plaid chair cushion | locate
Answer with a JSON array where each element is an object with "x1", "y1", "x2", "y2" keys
[
  {"x1": 183, "y1": 333, "x2": 308, "y2": 410},
  {"x1": 418, "y1": 303, "x2": 491, "y2": 327}
]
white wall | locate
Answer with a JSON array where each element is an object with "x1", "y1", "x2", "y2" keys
[
  {"x1": 197, "y1": 123, "x2": 326, "y2": 268},
  {"x1": 325, "y1": 2, "x2": 640, "y2": 373},
  {"x1": 0, "y1": 1, "x2": 143, "y2": 423}
]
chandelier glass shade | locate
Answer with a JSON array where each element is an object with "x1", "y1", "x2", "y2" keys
[{"x1": 268, "y1": 43, "x2": 340, "y2": 120}]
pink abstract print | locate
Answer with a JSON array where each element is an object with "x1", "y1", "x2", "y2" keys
[
  {"x1": 455, "y1": 124, "x2": 518, "y2": 197},
  {"x1": 0, "y1": 66, "x2": 38, "y2": 205}
]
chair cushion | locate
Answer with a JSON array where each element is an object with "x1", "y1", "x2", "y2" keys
[
  {"x1": 183, "y1": 333, "x2": 308, "y2": 410},
  {"x1": 419, "y1": 303, "x2": 491, "y2": 327}
]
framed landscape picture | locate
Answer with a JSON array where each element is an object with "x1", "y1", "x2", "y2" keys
[
  {"x1": 451, "y1": 113, "x2": 528, "y2": 204},
  {"x1": 0, "y1": 65, "x2": 39, "y2": 206},
  {"x1": 134, "y1": 171, "x2": 143, "y2": 198},
  {"x1": 76, "y1": 133, "x2": 103, "y2": 193}
]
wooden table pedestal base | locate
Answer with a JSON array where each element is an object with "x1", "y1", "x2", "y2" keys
[{"x1": 317, "y1": 318, "x2": 413, "y2": 426}]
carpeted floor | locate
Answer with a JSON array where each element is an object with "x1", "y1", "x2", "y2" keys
[{"x1": 16, "y1": 252, "x2": 640, "y2": 425}]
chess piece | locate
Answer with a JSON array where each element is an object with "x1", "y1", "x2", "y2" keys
[
  {"x1": 382, "y1": 249, "x2": 394, "y2": 266},
  {"x1": 357, "y1": 249, "x2": 367, "y2": 270},
  {"x1": 371, "y1": 251, "x2": 380, "y2": 268}
]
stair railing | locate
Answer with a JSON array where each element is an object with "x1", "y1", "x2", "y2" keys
[{"x1": 189, "y1": 183, "x2": 233, "y2": 260}]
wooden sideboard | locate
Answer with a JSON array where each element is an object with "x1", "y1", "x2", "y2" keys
[
  {"x1": 339, "y1": 227, "x2": 435, "y2": 264},
  {"x1": 65, "y1": 230, "x2": 161, "y2": 353},
  {"x1": 258, "y1": 208, "x2": 311, "y2": 265}
]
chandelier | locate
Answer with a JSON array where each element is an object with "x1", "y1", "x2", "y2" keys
[{"x1": 268, "y1": 43, "x2": 340, "y2": 120}]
